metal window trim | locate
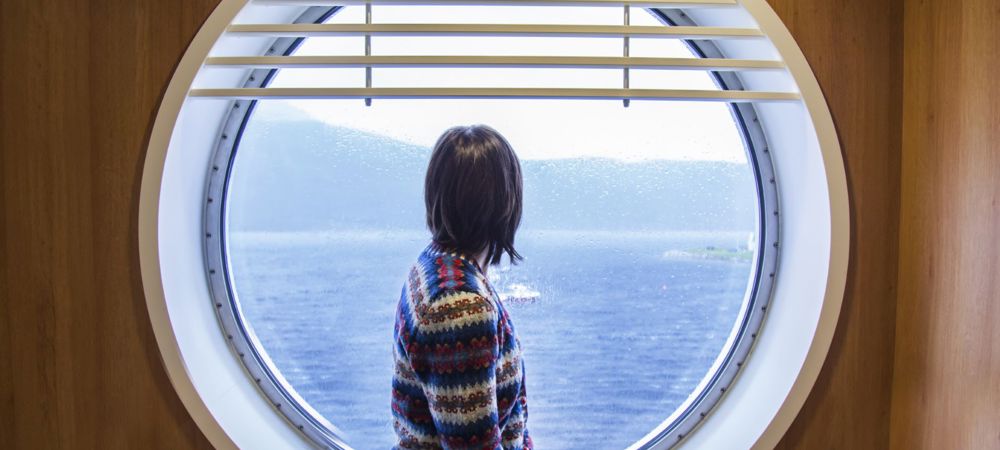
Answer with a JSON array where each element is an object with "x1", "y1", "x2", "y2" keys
[
  {"x1": 204, "y1": 6, "x2": 349, "y2": 449},
  {"x1": 202, "y1": 5, "x2": 779, "y2": 450},
  {"x1": 636, "y1": 9, "x2": 779, "y2": 448}
]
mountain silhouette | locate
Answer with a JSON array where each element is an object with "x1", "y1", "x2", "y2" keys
[{"x1": 226, "y1": 112, "x2": 757, "y2": 233}]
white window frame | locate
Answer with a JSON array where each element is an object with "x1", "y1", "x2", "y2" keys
[{"x1": 138, "y1": 1, "x2": 848, "y2": 448}]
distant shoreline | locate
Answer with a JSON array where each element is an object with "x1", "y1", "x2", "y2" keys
[{"x1": 229, "y1": 229, "x2": 756, "y2": 244}]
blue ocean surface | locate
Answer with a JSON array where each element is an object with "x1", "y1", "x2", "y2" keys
[{"x1": 228, "y1": 229, "x2": 753, "y2": 450}]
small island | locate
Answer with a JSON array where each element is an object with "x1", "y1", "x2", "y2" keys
[{"x1": 662, "y1": 246, "x2": 754, "y2": 263}]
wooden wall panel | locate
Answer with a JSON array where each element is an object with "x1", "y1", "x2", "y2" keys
[
  {"x1": 0, "y1": 0, "x2": 218, "y2": 448},
  {"x1": 891, "y1": 0, "x2": 1000, "y2": 448},
  {"x1": 767, "y1": 0, "x2": 904, "y2": 449},
  {"x1": 0, "y1": 0, "x2": 911, "y2": 449}
]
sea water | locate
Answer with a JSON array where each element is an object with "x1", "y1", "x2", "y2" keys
[{"x1": 229, "y1": 229, "x2": 752, "y2": 450}]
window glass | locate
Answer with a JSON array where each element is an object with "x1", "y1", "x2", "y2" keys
[{"x1": 225, "y1": 6, "x2": 758, "y2": 449}]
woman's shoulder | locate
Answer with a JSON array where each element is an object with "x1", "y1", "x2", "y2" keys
[
  {"x1": 404, "y1": 248, "x2": 498, "y2": 334},
  {"x1": 413, "y1": 244, "x2": 490, "y2": 300}
]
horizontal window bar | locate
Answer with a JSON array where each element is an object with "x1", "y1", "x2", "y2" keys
[
  {"x1": 225, "y1": 23, "x2": 764, "y2": 39},
  {"x1": 188, "y1": 87, "x2": 799, "y2": 102},
  {"x1": 204, "y1": 55, "x2": 785, "y2": 71},
  {"x1": 249, "y1": 0, "x2": 737, "y2": 7}
]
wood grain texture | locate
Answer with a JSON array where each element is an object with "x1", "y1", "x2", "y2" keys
[
  {"x1": 0, "y1": 0, "x2": 218, "y2": 448},
  {"x1": 891, "y1": 0, "x2": 1000, "y2": 448},
  {"x1": 767, "y1": 0, "x2": 904, "y2": 449}
]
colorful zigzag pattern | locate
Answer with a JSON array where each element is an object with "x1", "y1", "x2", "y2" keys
[{"x1": 392, "y1": 243, "x2": 531, "y2": 450}]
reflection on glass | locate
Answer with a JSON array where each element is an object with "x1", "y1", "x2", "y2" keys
[{"x1": 224, "y1": 6, "x2": 757, "y2": 450}]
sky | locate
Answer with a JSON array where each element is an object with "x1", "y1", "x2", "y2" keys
[{"x1": 257, "y1": 4, "x2": 748, "y2": 163}]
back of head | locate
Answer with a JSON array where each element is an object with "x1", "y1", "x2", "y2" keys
[{"x1": 424, "y1": 125, "x2": 524, "y2": 266}]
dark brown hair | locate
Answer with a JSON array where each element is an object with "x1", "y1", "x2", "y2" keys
[{"x1": 425, "y1": 125, "x2": 523, "y2": 266}]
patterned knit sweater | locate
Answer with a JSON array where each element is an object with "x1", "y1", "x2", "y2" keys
[{"x1": 392, "y1": 243, "x2": 531, "y2": 450}]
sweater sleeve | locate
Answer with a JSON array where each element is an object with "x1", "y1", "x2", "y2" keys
[{"x1": 407, "y1": 290, "x2": 502, "y2": 450}]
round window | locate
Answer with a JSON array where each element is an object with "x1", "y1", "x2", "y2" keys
[
  {"x1": 140, "y1": 1, "x2": 848, "y2": 449},
  {"x1": 213, "y1": 5, "x2": 775, "y2": 449}
]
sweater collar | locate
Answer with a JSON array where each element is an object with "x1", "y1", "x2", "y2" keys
[{"x1": 425, "y1": 241, "x2": 487, "y2": 275}]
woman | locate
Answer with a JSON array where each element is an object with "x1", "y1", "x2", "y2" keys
[{"x1": 391, "y1": 125, "x2": 532, "y2": 450}]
